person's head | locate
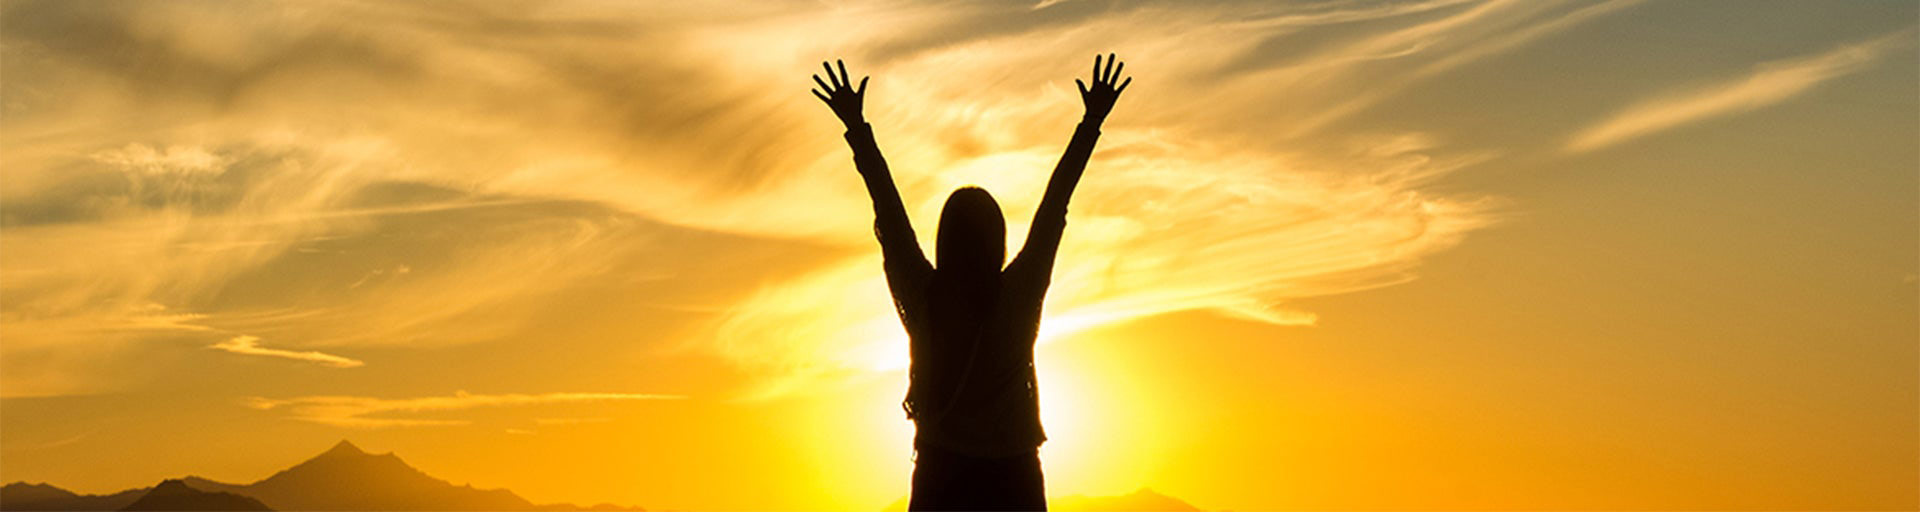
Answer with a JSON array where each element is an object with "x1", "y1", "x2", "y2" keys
[{"x1": 935, "y1": 186, "x2": 1006, "y2": 277}]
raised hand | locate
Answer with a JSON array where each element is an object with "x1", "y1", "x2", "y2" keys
[
  {"x1": 1075, "y1": 53, "x2": 1131, "y2": 126},
  {"x1": 812, "y1": 59, "x2": 869, "y2": 128}
]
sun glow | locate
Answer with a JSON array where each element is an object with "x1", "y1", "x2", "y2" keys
[
  {"x1": 1034, "y1": 332, "x2": 1165, "y2": 499},
  {"x1": 1036, "y1": 350, "x2": 1109, "y2": 494}
]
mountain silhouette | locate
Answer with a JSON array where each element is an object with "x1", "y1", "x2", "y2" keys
[
  {"x1": 4, "y1": 440, "x2": 641, "y2": 511},
  {"x1": 180, "y1": 440, "x2": 542, "y2": 511},
  {"x1": 118, "y1": 480, "x2": 270, "y2": 511},
  {"x1": 881, "y1": 487, "x2": 1201, "y2": 511},
  {"x1": 0, "y1": 482, "x2": 145, "y2": 511},
  {"x1": 1049, "y1": 488, "x2": 1201, "y2": 511}
]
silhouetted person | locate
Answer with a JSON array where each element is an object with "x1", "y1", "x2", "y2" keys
[{"x1": 813, "y1": 55, "x2": 1131, "y2": 511}]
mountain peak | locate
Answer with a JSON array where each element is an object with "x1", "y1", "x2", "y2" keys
[
  {"x1": 18, "y1": 443, "x2": 618, "y2": 511},
  {"x1": 323, "y1": 439, "x2": 366, "y2": 457}
]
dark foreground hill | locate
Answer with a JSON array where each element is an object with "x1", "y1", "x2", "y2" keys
[
  {"x1": 1, "y1": 440, "x2": 641, "y2": 511},
  {"x1": 118, "y1": 480, "x2": 270, "y2": 511}
]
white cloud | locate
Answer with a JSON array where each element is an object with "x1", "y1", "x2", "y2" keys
[
  {"x1": 246, "y1": 390, "x2": 685, "y2": 428},
  {"x1": 1567, "y1": 28, "x2": 1914, "y2": 152},
  {"x1": 208, "y1": 335, "x2": 365, "y2": 368}
]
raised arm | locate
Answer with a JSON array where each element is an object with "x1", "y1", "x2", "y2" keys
[
  {"x1": 1013, "y1": 54, "x2": 1132, "y2": 274},
  {"x1": 813, "y1": 60, "x2": 933, "y2": 285}
]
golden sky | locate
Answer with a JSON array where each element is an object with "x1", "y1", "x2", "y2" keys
[{"x1": 2, "y1": 0, "x2": 1915, "y2": 509}]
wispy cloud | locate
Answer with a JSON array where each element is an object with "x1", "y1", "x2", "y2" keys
[
  {"x1": 1411, "y1": 0, "x2": 1644, "y2": 79},
  {"x1": 535, "y1": 417, "x2": 614, "y2": 426},
  {"x1": 208, "y1": 335, "x2": 364, "y2": 368},
  {"x1": 89, "y1": 143, "x2": 230, "y2": 176},
  {"x1": 1227, "y1": 0, "x2": 1482, "y2": 30},
  {"x1": 0, "y1": 431, "x2": 95, "y2": 451},
  {"x1": 1277, "y1": 0, "x2": 1643, "y2": 135},
  {"x1": 247, "y1": 391, "x2": 685, "y2": 428},
  {"x1": 2, "y1": 0, "x2": 1597, "y2": 397},
  {"x1": 1567, "y1": 28, "x2": 1915, "y2": 152}
]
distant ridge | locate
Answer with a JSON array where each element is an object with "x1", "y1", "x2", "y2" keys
[
  {"x1": 0, "y1": 482, "x2": 144, "y2": 511},
  {"x1": 1050, "y1": 488, "x2": 1202, "y2": 511},
  {"x1": 882, "y1": 488, "x2": 1202, "y2": 511},
  {"x1": 118, "y1": 480, "x2": 269, "y2": 511},
  {"x1": 181, "y1": 440, "x2": 620, "y2": 511},
  {"x1": 3, "y1": 440, "x2": 642, "y2": 511}
]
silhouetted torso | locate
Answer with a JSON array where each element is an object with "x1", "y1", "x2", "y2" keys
[{"x1": 893, "y1": 247, "x2": 1051, "y2": 456}]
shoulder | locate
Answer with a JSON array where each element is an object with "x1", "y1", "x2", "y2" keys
[
  {"x1": 886, "y1": 257, "x2": 933, "y2": 285},
  {"x1": 999, "y1": 259, "x2": 1052, "y2": 300}
]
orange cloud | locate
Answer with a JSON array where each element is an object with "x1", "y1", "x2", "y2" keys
[{"x1": 1, "y1": 0, "x2": 1597, "y2": 397}]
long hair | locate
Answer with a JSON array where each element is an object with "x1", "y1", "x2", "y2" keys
[
  {"x1": 935, "y1": 186, "x2": 1006, "y2": 278},
  {"x1": 905, "y1": 186, "x2": 1006, "y2": 422}
]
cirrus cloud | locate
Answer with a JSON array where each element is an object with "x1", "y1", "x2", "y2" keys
[
  {"x1": 1, "y1": 0, "x2": 1657, "y2": 397},
  {"x1": 246, "y1": 391, "x2": 686, "y2": 428},
  {"x1": 1567, "y1": 28, "x2": 1915, "y2": 153},
  {"x1": 208, "y1": 335, "x2": 364, "y2": 368}
]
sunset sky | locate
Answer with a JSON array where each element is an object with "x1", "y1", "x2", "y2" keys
[{"x1": 2, "y1": 0, "x2": 1916, "y2": 510}]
